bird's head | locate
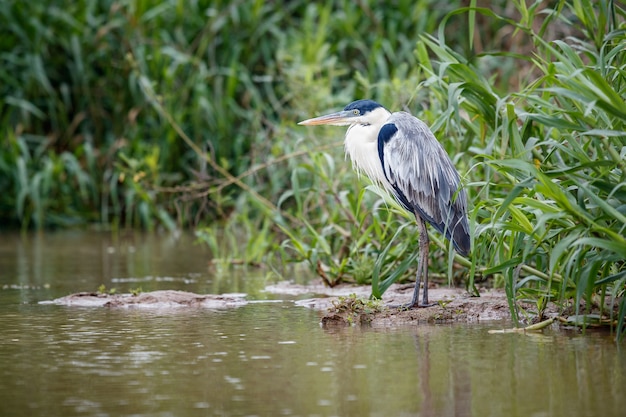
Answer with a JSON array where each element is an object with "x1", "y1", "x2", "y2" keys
[{"x1": 298, "y1": 99, "x2": 389, "y2": 127}]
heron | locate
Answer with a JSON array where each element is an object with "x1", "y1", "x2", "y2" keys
[{"x1": 298, "y1": 99, "x2": 470, "y2": 308}]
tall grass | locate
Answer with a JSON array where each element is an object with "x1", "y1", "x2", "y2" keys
[{"x1": 0, "y1": 0, "x2": 459, "y2": 229}]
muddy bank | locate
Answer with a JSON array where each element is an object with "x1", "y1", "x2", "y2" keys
[
  {"x1": 323, "y1": 288, "x2": 514, "y2": 327},
  {"x1": 39, "y1": 281, "x2": 622, "y2": 336},
  {"x1": 44, "y1": 281, "x2": 560, "y2": 327},
  {"x1": 43, "y1": 290, "x2": 248, "y2": 309},
  {"x1": 45, "y1": 281, "x2": 525, "y2": 322},
  {"x1": 267, "y1": 281, "x2": 527, "y2": 326}
]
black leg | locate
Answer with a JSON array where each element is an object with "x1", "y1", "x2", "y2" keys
[
  {"x1": 417, "y1": 217, "x2": 435, "y2": 307},
  {"x1": 401, "y1": 263, "x2": 421, "y2": 309},
  {"x1": 398, "y1": 217, "x2": 435, "y2": 309}
]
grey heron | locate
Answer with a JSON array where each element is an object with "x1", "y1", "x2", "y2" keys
[{"x1": 298, "y1": 99, "x2": 470, "y2": 308}]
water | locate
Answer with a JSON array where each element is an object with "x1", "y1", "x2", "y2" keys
[{"x1": 0, "y1": 231, "x2": 624, "y2": 417}]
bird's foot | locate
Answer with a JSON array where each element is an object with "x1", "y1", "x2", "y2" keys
[
  {"x1": 417, "y1": 302, "x2": 437, "y2": 308},
  {"x1": 392, "y1": 301, "x2": 437, "y2": 310}
]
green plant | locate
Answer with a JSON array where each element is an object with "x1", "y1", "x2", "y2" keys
[
  {"x1": 97, "y1": 284, "x2": 116, "y2": 295},
  {"x1": 417, "y1": 0, "x2": 626, "y2": 337},
  {"x1": 329, "y1": 293, "x2": 386, "y2": 325},
  {"x1": 195, "y1": 201, "x2": 277, "y2": 268}
]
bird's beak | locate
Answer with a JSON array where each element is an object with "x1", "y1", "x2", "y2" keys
[{"x1": 298, "y1": 110, "x2": 356, "y2": 126}]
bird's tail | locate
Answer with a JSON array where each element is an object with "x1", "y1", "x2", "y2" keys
[
  {"x1": 440, "y1": 206, "x2": 470, "y2": 257},
  {"x1": 451, "y1": 217, "x2": 470, "y2": 257}
]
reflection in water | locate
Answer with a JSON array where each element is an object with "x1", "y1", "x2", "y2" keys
[
  {"x1": 0, "y1": 231, "x2": 277, "y2": 302},
  {"x1": 1, "y1": 298, "x2": 625, "y2": 417},
  {"x1": 318, "y1": 324, "x2": 626, "y2": 417},
  {"x1": 0, "y1": 232, "x2": 625, "y2": 417}
]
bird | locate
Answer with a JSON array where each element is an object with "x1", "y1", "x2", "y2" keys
[{"x1": 298, "y1": 99, "x2": 470, "y2": 308}]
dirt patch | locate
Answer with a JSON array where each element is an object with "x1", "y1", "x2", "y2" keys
[
  {"x1": 43, "y1": 281, "x2": 618, "y2": 332},
  {"x1": 271, "y1": 281, "x2": 525, "y2": 327},
  {"x1": 44, "y1": 283, "x2": 518, "y2": 322},
  {"x1": 281, "y1": 281, "x2": 621, "y2": 330},
  {"x1": 42, "y1": 281, "x2": 552, "y2": 326},
  {"x1": 43, "y1": 290, "x2": 248, "y2": 309},
  {"x1": 324, "y1": 288, "x2": 516, "y2": 327}
]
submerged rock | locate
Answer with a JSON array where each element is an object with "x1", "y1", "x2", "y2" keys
[{"x1": 42, "y1": 290, "x2": 248, "y2": 309}]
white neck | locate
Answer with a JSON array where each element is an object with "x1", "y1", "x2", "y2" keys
[{"x1": 343, "y1": 107, "x2": 391, "y2": 185}]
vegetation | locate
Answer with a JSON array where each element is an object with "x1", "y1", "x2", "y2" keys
[
  {"x1": 97, "y1": 284, "x2": 116, "y2": 295},
  {"x1": 1, "y1": 1, "x2": 625, "y2": 339},
  {"x1": 328, "y1": 294, "x2": 387, "y2": 326}
]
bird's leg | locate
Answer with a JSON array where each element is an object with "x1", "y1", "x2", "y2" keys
[
  {"x1": 403, "y1": 263, "x2": 421, "y2": 309},
  {"x1": 417, "y1": 217, "x2": 435, "y2": 307},
  {"x1": 400, "y1": 217, "x2": 435, "y2": 309}
]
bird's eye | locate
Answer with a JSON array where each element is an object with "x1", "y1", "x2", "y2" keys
[{"x1": 353, "y1": 109, "x2": 360, "y2": 115}]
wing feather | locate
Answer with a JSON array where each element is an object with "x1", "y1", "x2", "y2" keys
[{"x1": 379, "y1": 112, "x2": 470, "y2": 255}]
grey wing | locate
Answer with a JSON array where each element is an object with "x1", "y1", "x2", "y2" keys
[{"x1": 378, "y1": 112, "x2": 470, "y2": 256}]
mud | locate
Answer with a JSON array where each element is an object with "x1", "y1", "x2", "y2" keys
[
  {"x1": 324, "y1": 289, "x2": 520, "y2": 327},
  {"x1": 45, "y1": 280, "x2": 538, "y2": 327},
  {"x1": 43, "y1": 290, "x2": 248, "y2": 309},
  {"x1": 267, "y1": 280, "x2": 539, "y2": 327}
]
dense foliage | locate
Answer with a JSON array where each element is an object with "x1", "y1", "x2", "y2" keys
[
  {"x1": 0, "y1": 0, "x2": 460, "y2": 228},
  {"x1": 1, "y1": 0, "x2": 625, "y2": 338}
]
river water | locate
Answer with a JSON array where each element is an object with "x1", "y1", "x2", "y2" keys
[{"x1": 0, "y1": 231, "x2": 624, "y2": 417}]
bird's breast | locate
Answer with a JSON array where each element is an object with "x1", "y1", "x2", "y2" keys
[{"x1": 344, "y1": 125, "x2": 388, "y2": 186}]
